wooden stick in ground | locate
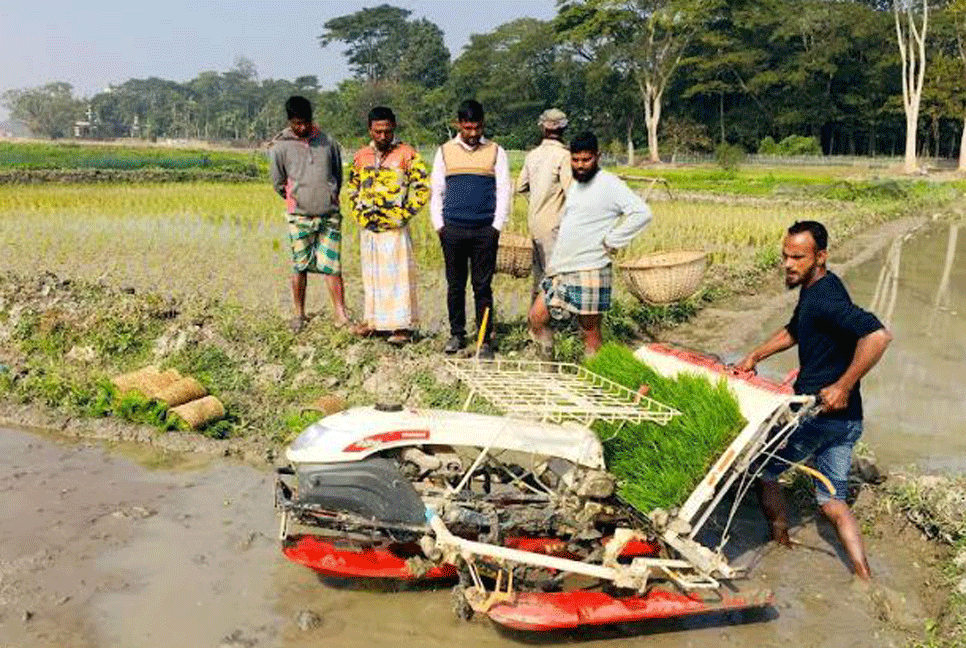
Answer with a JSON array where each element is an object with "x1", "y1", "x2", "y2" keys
[{"x1": 474, "y1": 307, "x2": 490, "y2": 360}]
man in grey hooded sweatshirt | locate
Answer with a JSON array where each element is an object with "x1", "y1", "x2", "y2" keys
[{"x1": 270, "y1": 95, "x2": 348, "y2": 332}]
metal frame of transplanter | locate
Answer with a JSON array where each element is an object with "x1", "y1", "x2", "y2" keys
[{"x1": 435, "y1": 349, "x2": 818, "y2": 602}]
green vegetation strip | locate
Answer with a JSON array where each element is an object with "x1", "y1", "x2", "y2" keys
[
  {"x1": 584, "y1": 343, "x2": 745, "y2": 514},
  {"x1": 0, "y1": 141, "x2": 267, "y2": 174}
]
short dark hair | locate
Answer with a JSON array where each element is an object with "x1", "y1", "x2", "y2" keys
[
  {"x1": 457, "y1": 99, "x2": 484, "y2": 123},
  {"x1": 788, "y1": 220, "x2": 828, "y2": 252},
  {"x1": 285, "y1": 96, "x2": 312, "y2": 121},
  {"x1": 570, "y1": 132, "x2": 599, "y2": 154},
  {"x1": 368, "y1": 106, "x2": 396, "y2": 126}
]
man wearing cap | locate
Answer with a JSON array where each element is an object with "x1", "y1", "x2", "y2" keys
[{"x1": 517, "y1": 108, "x2": 572, "y2": 297}]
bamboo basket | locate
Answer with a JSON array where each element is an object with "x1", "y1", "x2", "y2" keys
[
  {"x1": 495, "y1": 233, "x2": 533, "y2": 278},
  {"x1": 155, "y1": 377, "x2": 208, "y2": 407},
  {"x1": 620, "y1": 251, "x2": 707, "y2": 304},
  {"x1": 170, "y1": 395, "x2": 225, "y2": 430}
]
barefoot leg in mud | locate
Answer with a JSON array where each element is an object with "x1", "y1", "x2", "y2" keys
[
  {"x1": 757, "y1": 478, "x2": 792, "y2": 547},
  {"x1": 821, "y1": 499, "x2": 872, "y2": 580}
]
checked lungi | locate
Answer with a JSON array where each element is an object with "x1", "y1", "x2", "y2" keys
[
  {"x1": 360, "y1": 226, "x2": 418, "y2": 330},
  {"x1": 286, "y1": 213, "x2": 342, "y2": 275},
  {"x1": 541, "y1": 264, "x2": 612, "y2": 320}
]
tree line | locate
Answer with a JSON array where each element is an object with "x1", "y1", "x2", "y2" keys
[{"x1": 4, "y1": 1, "x2": 963, "y2": 169}]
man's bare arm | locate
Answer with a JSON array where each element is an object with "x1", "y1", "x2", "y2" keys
[
  {"x1": 735, "y1": 328, "x2": 796, "y2": 373},
  {"x1": 819, "y1": 327, "x2": 892, "y2": 413}
]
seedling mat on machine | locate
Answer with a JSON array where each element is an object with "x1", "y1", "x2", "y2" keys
[{"x1": 444, "y1": 358, "x2": 679, "y2": 426}]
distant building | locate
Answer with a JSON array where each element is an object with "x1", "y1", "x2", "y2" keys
[{"x1": 73, "y1": 104, "x2": 97, "y2": 138}]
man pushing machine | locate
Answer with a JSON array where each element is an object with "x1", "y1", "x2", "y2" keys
[{"x1": 737, "y1": 220, "x2": 892, "y2": 581}]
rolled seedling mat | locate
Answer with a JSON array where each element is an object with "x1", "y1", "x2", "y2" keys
[
  {"x1": 170, "y1": 395, "x2": 225, "y2": 430},
  {"x1": 111, "y1": 365, "x2": 160, "y2": 393},
  {"x1": 307, "y1": 394, "x2": 347, "y2": 415},
  {"x1": 155, "y1": 377, "x2": 208, "y2": 407},
  {"x1": 133, "y1": 368, "x2": 182, "y2": 399}
]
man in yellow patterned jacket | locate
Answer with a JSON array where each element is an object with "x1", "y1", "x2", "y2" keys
[{"x1": 347, "y1": 106, "x2": 430, "y2": 345}]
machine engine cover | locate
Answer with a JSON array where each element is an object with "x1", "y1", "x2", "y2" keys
[{"x1": 295, "y1": 457, "x2": 426, "y2": 525}]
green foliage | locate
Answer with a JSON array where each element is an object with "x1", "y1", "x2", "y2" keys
[
  {"x1": 759, "y1": 135, "x2": 822, "y2": 156},
  {"x1": 0, "y1": 141, "x2": 265, "y2": 175},
  {"x1": 606, "y1": 298, "x2": 702, "y2": 341},
  {"x1": 758, "y1": 136, "x2": 778, "y2": 155},
  {"x1": 114, "y1": 390, "x2": 175, "y2": 429},
  {"x1": 168, "y1": 345, "x2": 250, "y2": 393},
  {"x1": 1, "y1": 82, "x2": 83, "y2": 139},
  {"x1": 320, "y1": 5, "x2": 450, "y2": 88},
  {"x1": 409, "y1": 369, "x2": 471, "y2": 411},
  {"x1": 715, "y1": 142, "x2": 747, "y2": 171},
  {"x1": 585, "y1": 343, "x2": 745, "y2": 513},
  {"x1": 823, "y1": 179, "x2": 912, "y2": 202},
  {"x1": 282, "y1": 409, "x2": 322, "y2": 437}
]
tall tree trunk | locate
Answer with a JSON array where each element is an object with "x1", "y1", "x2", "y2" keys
[
  {"x1": 719, "y1": 93, "x2": 725, "y2": 144},
  {"x1": 626, "y1": 115, "x2": 635, "y2": 166},
  {"x1": 895, "y1": 0, "x2": 928, "y2": 174},
  {"x1": 644, "y1": 96, "x2": 661, "y2": 163},
  {"x1": 958, "y1": 115, "x2": 966, "y2": 171}
]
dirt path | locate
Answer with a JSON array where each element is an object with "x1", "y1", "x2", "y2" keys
[{"x1": 0, "y1": 426, "x2": 928, "y2": 648}]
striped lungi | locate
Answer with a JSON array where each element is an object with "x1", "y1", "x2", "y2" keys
[
  {"x1": 360, "y1": 226, "x2": 419, "y2": 330},
  {"x1": 541, "y1": 264, "x2": 612, "y2": 320}
]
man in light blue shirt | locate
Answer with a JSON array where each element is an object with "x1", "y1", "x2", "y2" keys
[{"x1": 528, "y1": 132, "x2": 652, "y2": 357}]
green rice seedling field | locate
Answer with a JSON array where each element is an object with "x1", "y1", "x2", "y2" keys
[
  {"x1": 0, "y1": 180, "x2": 847, "y2": 327},
  {"x1": 585, "y1": 343, "x2": 745, "y2": 513}
]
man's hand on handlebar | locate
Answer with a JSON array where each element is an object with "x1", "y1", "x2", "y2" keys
[
  {"x1": 733, "y1": 355, "x2": 757, "y2": 374},
  {"x1": 818, "y1": 382, "x2": 849, "y2": 413}
]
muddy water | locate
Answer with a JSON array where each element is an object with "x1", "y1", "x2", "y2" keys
[
  {"x1": 1, "y1": 426, "x2": 923, "y2": 648},
  {"x1": 754, "y1": 222, "x2": 966, "y2": 473}
]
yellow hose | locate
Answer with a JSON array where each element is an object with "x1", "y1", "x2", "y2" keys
[{"x1": 791, "y1": 463, "x2": 837, "y2": 499}]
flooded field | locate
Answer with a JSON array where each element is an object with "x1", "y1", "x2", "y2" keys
[
  {"x1": 2, "y1": 217, "x2": 960, "y2": 647},
  {"x1": 756, "y1": 221, "x2": 966, "y2": 473},
  {"x1": 0, "y1": 425, "x2": 926, "y2": 648}
]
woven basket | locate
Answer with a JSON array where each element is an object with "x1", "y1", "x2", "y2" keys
[
  {"x1": 620, "y1": 250, "x2": 708, "y2": 304},
  {"x1": 495, "y1": 233, "x2": 533, "y2": 278}
]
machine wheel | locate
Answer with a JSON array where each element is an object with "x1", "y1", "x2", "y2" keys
[{"x1": 451, "y1": 585, "x2": 474, "y2": 621}]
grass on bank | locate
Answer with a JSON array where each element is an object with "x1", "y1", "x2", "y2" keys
[
  {"x1": 0, "y1": 140, "x2": 266, "y2": 175},
  {"x1": 584, "y1": 343, "x2": 745, "y2": 513},
  {"x1": 882, "y1": 475, "x2": 966, "y2": 648}
]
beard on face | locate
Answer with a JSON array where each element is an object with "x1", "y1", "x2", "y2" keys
[
  {"x1": 572, "y1": 164, "x2": 600, "y2": 183},
  {"x1": 785, "y1": 264, "x2": 815, "y2": 289}
]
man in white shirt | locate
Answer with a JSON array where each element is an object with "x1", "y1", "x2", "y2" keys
[
  {"x1": 429, "y1": 100, "x2": 513, "y2": 358},
  {"x1": 529, "y1": 132, "x2": 653, "y2": 358}
]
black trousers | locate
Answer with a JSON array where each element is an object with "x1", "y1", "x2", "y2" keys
[{"x1": 440, "y1": 222, "x2": 499, "y2": 341}]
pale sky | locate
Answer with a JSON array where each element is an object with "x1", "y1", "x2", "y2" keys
[{"x1": 0, "y1": 0, "x2": 558, "y2": 119}]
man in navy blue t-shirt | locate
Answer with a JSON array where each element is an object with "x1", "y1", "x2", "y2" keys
[{"x1": 737, "y1": 221, "x2": 892, "y2": 580}]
